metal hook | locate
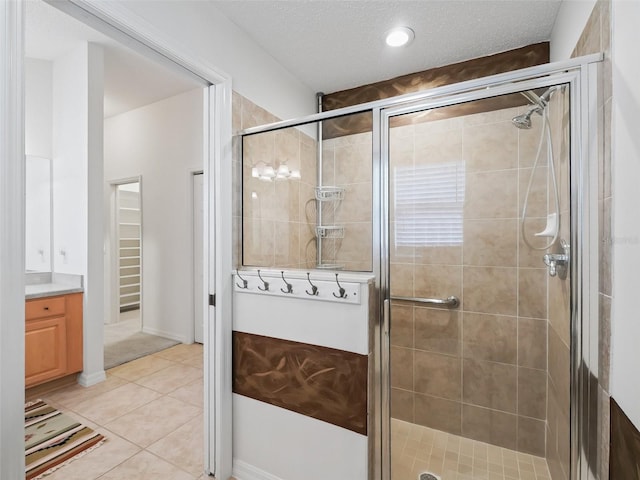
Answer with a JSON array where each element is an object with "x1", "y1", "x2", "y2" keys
[
  {"x1": 332, "y1": 273, "x2": 346, "y2": 299},
  {"x1": 305, "y1": 272, "x2": 318, "y2": 296},
  {"x1": 280, "y1": 271, "x2": 293, "y2": 294},
  {"x1": 235, "y1": 270, "x2": 248, "y2": 289},
  {"x1": 257, "y1": 269, "x2": 270, "y2": 291}
]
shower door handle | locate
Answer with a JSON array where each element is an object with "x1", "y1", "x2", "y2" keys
[{"x1": 390, "y1": 295, "x2": 460, "y2": 308}]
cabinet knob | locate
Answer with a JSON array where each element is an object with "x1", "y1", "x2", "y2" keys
[{"x1": 43, "y1": 307, "x2": 49, "y2": 310}]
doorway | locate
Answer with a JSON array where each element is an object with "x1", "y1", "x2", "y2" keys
[
  {"x1": 104, "y1": 178, "x2": 182, "y2": 369},
  {"x1": 12, "y1": 0, "x2": 233, "y2": 477},
  {"x1": 116, "y1": 180, "x2": 142, "y2": 319}
]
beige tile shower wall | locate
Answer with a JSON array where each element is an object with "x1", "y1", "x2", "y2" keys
[
  {"x1": 389, "y1": 106, "x2": 554, "y2": 457},
  {"x1": 234, "y1": 93, "x2": 317, "y2": 269},
  {"x1": 320, "y1": 132, "x2": 373, "y2": 271}
]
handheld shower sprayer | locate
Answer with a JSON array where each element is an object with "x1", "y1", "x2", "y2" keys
[{"x1": 517, "y1": 86, "x2": 561, "y2": 251}]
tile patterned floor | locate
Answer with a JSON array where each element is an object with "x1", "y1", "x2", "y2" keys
[
  {"x1": 40, "y1": 343, "x2": 209, "y2": 480},
  {"x1": 36, "y1": 345, "x2": 552, "y2": 480},
  {"x1": 391, "y1": 419, "x2": 552, "y2": 480}
]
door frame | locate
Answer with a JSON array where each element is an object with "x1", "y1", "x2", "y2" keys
[
  {"x1": 0, "y1": 0, "x2": 234, "y2": 478},
  {"x1": 377, "y1": 66, "x2": 601, "y2": 480},
  {"x1": 0, "y1": 1, "x2": 27, "y2": 477},
  {"x1": 107, "y1": 176, "x2": 143, "y2": 327},
  {"x1": 191, "y1": 170, "x2": 205, "y2": 344}
]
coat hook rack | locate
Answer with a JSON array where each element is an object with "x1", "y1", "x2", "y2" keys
[
  {"x1": 257, "y1": 269, "x2": 270, "y2": 291},
  {"x1": 305, "y1": 272, "x2": 319, "y2": 296},
  {"x1": 280, "y1": 271, "x2": 293, "y2": 294},
  {"x1": 233, "y1": 270, "x2": 362, "y2": 305},
  {"x1": 333, "y1": 273, "x2": 347, "y2": 299},
  {"x1": 236, "y1": 270, "x2": 248, "y2": 289}
]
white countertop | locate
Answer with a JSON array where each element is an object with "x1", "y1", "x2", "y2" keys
[
  {"x1": 25, "y1": 273, "x2": 84, "y2": 299},
  {"x1": 26, "y1": 283, "x2": 84, "y2": 300}
]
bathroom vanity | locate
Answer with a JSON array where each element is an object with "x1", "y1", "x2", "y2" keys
[{"x1": 25, "y1": 276, "x2": 83, "y2": 388}]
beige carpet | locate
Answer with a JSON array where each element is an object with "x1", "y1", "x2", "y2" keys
[{"x1": 104, "y1": 311, "x2": 179, "y2": 369}]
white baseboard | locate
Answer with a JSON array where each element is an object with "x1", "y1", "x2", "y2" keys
[
  {"x1": 77, "y1": 370, "x2": 106, "y2": 387},
  {"x1": 233, "y1": 460, "x2": 284, "y2": 480},
  {"x1": 141, "y1": 325, "x2": 186, "y2": 343}
]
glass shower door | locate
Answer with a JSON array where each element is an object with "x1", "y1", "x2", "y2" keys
[{"x1": 385, "y1": 86, "x2": 571, "y2": 480}]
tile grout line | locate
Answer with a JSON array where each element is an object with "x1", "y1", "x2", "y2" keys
[{"x1": 39, "y1": 344, "x2": 205, "y2": 480}]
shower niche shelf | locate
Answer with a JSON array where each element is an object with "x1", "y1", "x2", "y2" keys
[
  {"x1": 315, "y1": 186, "x2": 345, "y2": 201},
  {"x1": 316, "y1": 225, "x2": 345, "y2": 239}
]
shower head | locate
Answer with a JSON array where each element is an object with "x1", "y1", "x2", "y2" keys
[
  {"x1": 512, "y1": 105, "x2": 542, "y2": 129},
  {"x1": 512, "y1": 86, "x2": 556, "y2": 129}
]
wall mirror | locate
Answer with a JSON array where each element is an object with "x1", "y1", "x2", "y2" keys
[{"x1": 25, "y1": 155, "x2": 52, "y2": 272}]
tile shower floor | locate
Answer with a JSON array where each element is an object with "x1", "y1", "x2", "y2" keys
[
  {"x1": 391, "y1": 419, "x2": 552, "y2": 480},
  {"x1": 36, "y1": 343, "x2": 208, "y2": 480}
]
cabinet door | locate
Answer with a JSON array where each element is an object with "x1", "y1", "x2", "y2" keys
[{"x1": 25, "y1": 316, "x2": 67, "y2": 387}]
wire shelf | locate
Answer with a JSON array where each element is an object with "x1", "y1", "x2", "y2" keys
[
  {"x1": 315, "y1": 186, "x2": 345, "y2": 201},
  {"x1": 316, "y1": 225, "x2": 345, "y2": 239}
]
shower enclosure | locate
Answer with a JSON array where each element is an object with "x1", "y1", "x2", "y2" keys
[{"x1": 239, "y1": 55, "x2": 602, "y2": 480}]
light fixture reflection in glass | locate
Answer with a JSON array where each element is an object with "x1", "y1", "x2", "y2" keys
[
  {"x1": 252, "y1": 162, "x2": 300, "y2": 181},
  {"x1": 385, "y1": 26, "x2": 415, "y2": 47}
]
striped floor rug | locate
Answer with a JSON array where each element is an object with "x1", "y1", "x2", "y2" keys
[{"x1": 25, "y1": 400, "x2": 105, "y2": 480}]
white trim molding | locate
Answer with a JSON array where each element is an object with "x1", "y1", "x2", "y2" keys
[
  {"x1": 212, "y1": 79, "x2": 234, "y2": 480},
  {"x1": 77, "y1": 370, "x2": 107, "y2": 388},
  {"x1": 141, "y1": 326, "x2": 187, "y2": 344},
  {"x1": 0, "y1": 1, "x2": 26, "y2": 477},
  {"x1": 233, "y1": 460, "x2": 285, "y2": 480},
  {"x1": 49, "y1": 0, "x2": 230, "y2": 86}
]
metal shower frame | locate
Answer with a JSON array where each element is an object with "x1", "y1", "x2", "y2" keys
[{"x1": 238, "y1": 52, "x2": 604, "y2": 480}]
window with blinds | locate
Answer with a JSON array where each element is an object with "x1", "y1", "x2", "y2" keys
[{"x1": 393, "y1": 162, "x2": 465, "y2": 247}]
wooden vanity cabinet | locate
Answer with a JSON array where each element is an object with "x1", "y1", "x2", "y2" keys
[{"x1": 25, "y1": 293, "x2": 83, "y2": 387}]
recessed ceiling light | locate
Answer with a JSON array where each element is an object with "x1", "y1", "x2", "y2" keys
[{"x1": 385, "y1": 27, "x2": 415, "y2": 47}]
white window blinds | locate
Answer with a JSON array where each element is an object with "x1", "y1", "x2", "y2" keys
[{"x1": 394, "y1": 162, "x2": 465, "y2": 247}]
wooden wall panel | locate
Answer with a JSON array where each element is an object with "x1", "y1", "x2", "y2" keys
[
  {"x1": 321, "y1": 42, "x2": 549, "y2": 139},
  {"x1": 610, "y1": 398, "x2": 640, "y2": 479},
  {"x1": 233, "y1": 331, "x2": 368, "y2": 435}
]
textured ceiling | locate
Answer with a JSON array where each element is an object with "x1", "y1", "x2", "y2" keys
[
  {"x1": 210, "y1": 0, "x2": 562, "y2": 94},
  {"x1": 25, "y1": 1, "x2": 201, "y2": 118}
]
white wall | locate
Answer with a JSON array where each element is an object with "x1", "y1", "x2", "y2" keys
[
  {"x1": 104, "y1": 88, "x2": 203, "y2": 342},
  {"x1": 92, "y1": 0, "x2": 316, "y2": 122},
  {"x1": 610, "y1": 0, "x2": 640, "y2": 430},
  {"x1": 84, "y1": 43, "x2": 106, "y2": 385},
  {"x1": 52, "y1": 42, "x2": 105, "y2": 385},
  {"x1": 25, "y1": 58, "x2": 52, "y2": 158},
  {"x1": 549, "y1": 0, "x2": 598, "y2": 61}
]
